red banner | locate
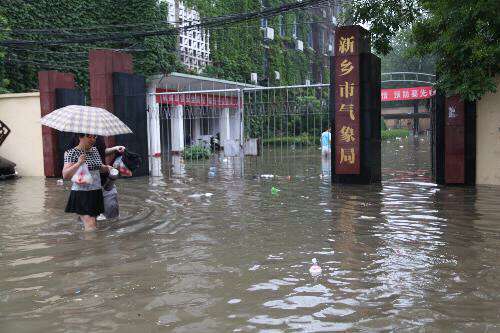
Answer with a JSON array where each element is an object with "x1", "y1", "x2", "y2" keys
[
  {"x1": 381, "y1": 86, "x2": 435, "y2": 102},
  {"x1": 156, "y1": 88, "x2": 239, "y2": 107}
]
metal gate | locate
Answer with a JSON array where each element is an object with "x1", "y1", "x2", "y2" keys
[
  {"x1": 149, "y1": 83, "x2": 330, "y2": 178},
  {"x1": 243, "y1": 84, "x2": 330, "y2": 177}
]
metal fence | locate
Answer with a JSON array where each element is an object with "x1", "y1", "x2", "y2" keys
[{"x1": 149, "y1": 83, "x2": 330, "y2": 178}]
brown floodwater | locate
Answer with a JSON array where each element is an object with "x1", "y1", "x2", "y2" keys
[{"x1": 1, "y1": 136, "x2": 500, "y2": 332}]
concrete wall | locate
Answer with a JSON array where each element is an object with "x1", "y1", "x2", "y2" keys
[
  {"x1": 0, "y1": 92, "x2": 44, "y2": 176},
  {"x1": 476, "y1": 75, "x2": 500, "y2": 185}
]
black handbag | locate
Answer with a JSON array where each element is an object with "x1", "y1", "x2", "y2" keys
[{"x1": 121, "y1": 150, "x2": 141, "y2": 173}]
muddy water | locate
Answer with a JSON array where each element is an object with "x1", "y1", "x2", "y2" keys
[{"x1": 1, "y1": 136, "x2": 500, "y2": 332}]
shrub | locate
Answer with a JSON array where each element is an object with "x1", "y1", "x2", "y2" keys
[
  {"x1": 182, "y1": 145, "x2": 211, "y2": 160},
  {"x1": 262, "y1": 133, "x2": 317, "y2": 146},
  {"x1": 381, "y1": 129, "x2": 410, "y2": 140}
]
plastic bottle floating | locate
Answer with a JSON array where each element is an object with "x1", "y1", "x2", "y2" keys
[
  {"x1": 271, "y1": 187, "x2": 280, "y2": 195},
  {"x1": 309, "y1": 258, "x2": 322, "y2": 276}
]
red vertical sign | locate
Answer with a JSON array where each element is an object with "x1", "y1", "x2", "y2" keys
[
  {"x1": 334, "y1": 29, "x2": 361, "y2": 174},
  {"x1": 444, "y1": 95, "x2": 465, "y2": 183}
]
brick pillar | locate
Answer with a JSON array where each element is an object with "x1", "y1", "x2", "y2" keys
[
  {"x1": 38, "y1": 71, "x2": 76, "y2": 177},
  {"x1": 88, "y1": 49, "x2": 133, "y2": 154}
]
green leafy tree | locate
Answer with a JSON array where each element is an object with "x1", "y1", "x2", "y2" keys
[
  {"x1": 380, "y1": 29, "x2": 435, "y2": 74},
  {"x1": 412, "y1": 0, "x2": 499, "y2": 101},
  {"x1": 346, "y1": 0, "x2": 500, "y2": 101}
]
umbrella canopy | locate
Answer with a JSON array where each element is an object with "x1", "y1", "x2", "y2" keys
[{"x1": 40, "y1": 105, "x2": 132, "y2": 136}]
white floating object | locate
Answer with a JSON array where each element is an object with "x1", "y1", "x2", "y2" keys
[
  {"x1": 249, "y1": 264, "x2": 260, "y2": 271},
  {"x1": 309, "y1": 258, "x2": 322, "y2": 276},
  {"x1": 260, "y1": 174, "x2": 274, "y2": 179}
]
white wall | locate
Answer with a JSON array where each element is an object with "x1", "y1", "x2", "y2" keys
[
  {"x1": 476, "y1": 75, "x2": 500, "y2": 185},
  {"x1": 0, "y1": 92, "x2": 44, "y2": 177}
]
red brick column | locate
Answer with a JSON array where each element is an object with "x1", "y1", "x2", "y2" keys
[
  {"x1": 89, "y1": 50, "x2": 133, "y2": 154},
  {"x1": 38, "y1": 71, "x2": 76, "y2": 177}
]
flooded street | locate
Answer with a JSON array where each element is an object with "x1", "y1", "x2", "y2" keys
[{"x1": 1, "y1": 136, "x2": 500, "y2": 332}]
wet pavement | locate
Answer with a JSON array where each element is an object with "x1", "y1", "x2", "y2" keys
[{"x1": 1, "y1": 136, "x2": 500, "y2": 332}]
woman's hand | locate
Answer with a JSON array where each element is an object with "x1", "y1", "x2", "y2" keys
[
  {"x1": 105, "y1": 146, "x2": 125, "y2": 156},
  {"x1": 100, "y1": 164, "x2": 113, "y2": 173},
  {"x1": 77, "y1": 154, "x2": 86, "y2": 166},
  {"x1": 114, "y1": 146, "x2": 125, "y2": 154}
]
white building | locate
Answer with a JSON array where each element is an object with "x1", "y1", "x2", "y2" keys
[{"x1": 165, "y1": 0, "x2": 210, "y2": 72}]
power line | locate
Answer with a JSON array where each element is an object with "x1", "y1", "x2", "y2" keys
[
  {"x1": 2, "y1": 17, "x2": 337, "y2": 57},
  {"x1": 0, "y1": 0, "x2": 332, "y2": 47},
  {"x1": 3, "y1": 0, "x2": 343, "y2": 35}
]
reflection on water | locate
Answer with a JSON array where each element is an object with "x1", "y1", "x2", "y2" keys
[{"x1": 1, "y1": 136, "x2": 500, "y2": 332}]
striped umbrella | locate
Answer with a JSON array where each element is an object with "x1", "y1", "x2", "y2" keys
[{"x1": 40, "y1": 105, "x2": 132, "y2": 136}]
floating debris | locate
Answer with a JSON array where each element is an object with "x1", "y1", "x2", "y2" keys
[
  {"x1": 309, "y1": 258, "x2": 322, "y2": 276},
  {"x1": 188, "y1": 193, "x2": 214, "y2": 199}
]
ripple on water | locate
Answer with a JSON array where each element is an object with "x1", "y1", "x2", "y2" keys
[{"x1": 1, "y1": 139, "x2": 500, "y2": 332}]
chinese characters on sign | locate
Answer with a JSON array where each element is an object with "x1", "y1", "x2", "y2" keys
[
  {"x1": 155, "y1": 88, "x2": 240, "y2": 108},
  {"x1": 381, "y1": 87, "x2": 435, "y2": 102},
  {"x1": 334, "y1": 33, "x2": 361, "y2": 174}
]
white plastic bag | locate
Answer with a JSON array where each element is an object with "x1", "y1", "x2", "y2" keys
[
  {"x1": 113, "y1": 156, "x2": 132, "y2": 177},
  {"x1": 71, "y1": 163, "x2": 93, "y2": 185}
]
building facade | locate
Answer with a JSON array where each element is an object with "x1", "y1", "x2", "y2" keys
[
  {"x1": 165, "y1": 0, "x2": 211, "y2": 73},
  {"x1": 258, "y1": 1, "x2": 342, "y2": 85}
]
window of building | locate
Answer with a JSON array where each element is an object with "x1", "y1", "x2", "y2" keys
[
  {"x1": 318, "y1": 29, "x2": 324, "y2": 53},
  {"x1": 279, "y1": 16, "x2": 285, "y2": 37}
]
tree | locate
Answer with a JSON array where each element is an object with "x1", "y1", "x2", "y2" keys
[
  {"x1": 346, "y1": 0, "x2": 500, "y2": 101},
  {"x1": 412, "y1": 0, "x2": 499, "y2": 101},
  {"x1": 380, "y1": 29, "x2": 435, "y2": 75}
]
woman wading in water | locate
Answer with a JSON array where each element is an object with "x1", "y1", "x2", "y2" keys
[{"x1": 62, "y1": 133, "x2": 113, "y2": 231}]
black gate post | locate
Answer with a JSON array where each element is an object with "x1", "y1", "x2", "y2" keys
[{"x1": 113, "y1": 72, "x2": 149, "y2": 177}]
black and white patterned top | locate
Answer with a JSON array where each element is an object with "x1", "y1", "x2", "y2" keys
[
  {"x1": 64, "y1": 147, "x2": 102, "y2": 171},
  {"x1": 64, "y1": 147, "x2": 103, "y2": 191}
]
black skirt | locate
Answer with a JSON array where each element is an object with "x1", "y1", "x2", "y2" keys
[{"x1": 65, "y1": 189, "x2": 104, "y2": 217}]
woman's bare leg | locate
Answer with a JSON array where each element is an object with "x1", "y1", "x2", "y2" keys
[{"x1": 80, "y1": 215, "x2": 97, "y2": 231}]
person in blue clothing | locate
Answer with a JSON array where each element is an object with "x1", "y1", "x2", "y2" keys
[{"x1": 321, "y1": 127, "x2": 331, "y2": 156}]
